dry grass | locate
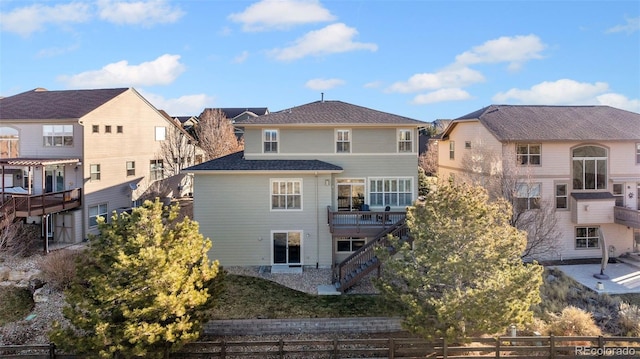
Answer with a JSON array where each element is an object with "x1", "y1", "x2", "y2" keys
[{"x1": 39, "y1": 249, "x2": 82, "y2": 290}]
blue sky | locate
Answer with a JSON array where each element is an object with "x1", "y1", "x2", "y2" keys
[{"x1": 1, "y1": 0, "x2": 639, "y2": 122}]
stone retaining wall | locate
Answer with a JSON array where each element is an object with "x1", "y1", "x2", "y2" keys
[{"x1": 204, "y1": 317, "x2": 404, "y2": 336}]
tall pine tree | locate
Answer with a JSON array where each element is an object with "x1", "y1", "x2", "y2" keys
[
  {"x1": 375, "y1": 182, "x2": 543, "y2": 341},
  {"x1": 50, "y1": 199, "x2": 222, "y2": 358}
]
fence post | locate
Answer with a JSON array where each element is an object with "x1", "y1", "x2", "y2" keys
[
  {"x1": 598, "y1": 335, "x2": 604, "y2": 349},
  {"x1": 549, "y1": 335, "x2": 555, "y2": 359},
  {"x1": 388, "y1": 338, "x2": 394, "y2": 359},
  {"x1": 278, "y1": 339, "x2": 284, "y2": 359},
  {"x1": 333, "y1": 339, "x2": 338, "y2": 358},
  {"x1": 442, "y1": 337, "x2": 447, "y2": 359},
  {"x1": 495, "y1": 337, "x2": 500, "y2": 358},
  {"x1": 49, "y1": 343, "x2": 56, "y2": 359},
  {"x1": 220, "y1": 340, "x2": 226, "y2": 359}
]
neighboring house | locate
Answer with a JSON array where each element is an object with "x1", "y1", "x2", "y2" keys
[
  {"x1": 202, "y1": 107, "x2": 270, "y2": 139},
  {"x1": 438, "y1": 105, "x2": 640, "y2": 261},
  {"x1": 0, "y1": 87, "x2": 196, "y2": 250},
  {"x1": 186, "y1": 100, "x2": 425, "y2": 291}
]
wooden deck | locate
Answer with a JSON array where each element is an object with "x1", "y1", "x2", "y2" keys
[
  {"x1": 614, "y1": 206, "x2": 640, "y2": 229},
  {"x1": 2, "y1": 188, "x2": 82, "y2": 218},
  {"x1": 327, "y1": 207, "x2": 406, "y2": 237}
]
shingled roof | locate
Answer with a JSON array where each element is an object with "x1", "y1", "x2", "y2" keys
[
  {"x1": 240, "y1": 100, "x2": 425, "y2": 126},
  {"x1": 450, "y1": 105, "x2": 640, "y2": 141},
  {"x1": 0, "y1": 88, "x2": 128, "y2": 120},
  {"x1": 185, "y1": 151, "x2": 343, "y2": 173}
]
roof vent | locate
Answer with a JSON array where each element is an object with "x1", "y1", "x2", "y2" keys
[
  {"x1": 34, "y1": 87, "x2": 48, "y2": 92},
  {"x1": 321, "y1": 92, "x2": 324, "y2": 103}
]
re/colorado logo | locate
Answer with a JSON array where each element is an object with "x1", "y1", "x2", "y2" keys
[{"x1": 575, "y1": 346, "x2": 636, "y2": 356}]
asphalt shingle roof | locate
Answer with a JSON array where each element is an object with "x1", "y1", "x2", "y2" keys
[
  {"x1": 0, "y1": 88, "x2": 128, "y2": 120},
  {"x1": 240, "y1": 101, "x2": 425, "y2": 126},
  {"x1": 454, "y1": 105, "x2": 640, "y2": 141},
  {"x1": 186, "y1": 151, "x2": 343, "y2": 172}
]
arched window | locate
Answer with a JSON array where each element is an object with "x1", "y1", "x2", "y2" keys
[
  {"x1": 572, "y1": 145, "x2": 607, "y2": 190},
  {"x1": 0, "y1": 127, "x2": 19, "y2": 158}
]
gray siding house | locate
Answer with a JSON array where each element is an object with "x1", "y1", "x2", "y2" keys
[{"x1": 186, "y1": 100, "x2": 425, "y2": 291}]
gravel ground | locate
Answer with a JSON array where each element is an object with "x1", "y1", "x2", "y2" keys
[{"x1": 1, "y1": 257, "x2": 379, "y2": 346}]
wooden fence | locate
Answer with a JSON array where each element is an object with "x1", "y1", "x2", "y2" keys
[{"x1": 1, "y1": 336, "x2": 638, "y2": 358}]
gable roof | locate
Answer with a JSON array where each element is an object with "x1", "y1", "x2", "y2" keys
[
  {"x1": 185, "y1": 151, "x2": 343, "y2": 173},
  {"x1": 0, "y1": 88, "x2": 129, "y2": 120},
  {"x1": 240, "y1": 100, "x2": 425, "y2": 126},
  {"x1": 447, "y1": 105, "x2": 640, "y2": 141}
]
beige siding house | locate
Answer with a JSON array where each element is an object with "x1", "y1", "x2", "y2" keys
[
  {"x1": 0, "y1": 87, "x2": 197, "y2": 249},
  {"x1": 186, "y1": 100, "x2": 425, "y2": 291},
  {"x1": 438, "y1": 105, "x2": 640, "y2": 261}
]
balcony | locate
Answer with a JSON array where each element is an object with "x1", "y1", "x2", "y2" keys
[
  {"x1": 327, "y1": 206, "x2": 406, "y2": 237},
  {"x1": 2, "y1": 188, "x2": 82, "y2": 218},
  {"x1": 614, "y1": 206, "x2": 640, "y2": 229}
]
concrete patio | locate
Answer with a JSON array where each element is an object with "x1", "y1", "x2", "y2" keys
[{"x1": 553, "y1": 260, "x2": 640, "y2": 294}]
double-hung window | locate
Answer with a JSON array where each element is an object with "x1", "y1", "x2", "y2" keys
[
  {"x1": 150, "y1": 159, "x2": 164, "y2": 180},
  {"x1": 576, "y1": 226, "x2": 599, "y2": 249},
  {"x1": 449, "y1": 141, "x2": 455, "y2": 160},
  {"x1": 613, "y1": 183, "x2": 624, "y2": 206},
  {"x1": 636, "y1": 143, "x2": 640, "y2": 164},
  {"x1": 336, "y1": 129, "x2": 351, "y2": 153},
  {"x1": 43, "y1": 125, "x2": 73, "y2": 147},
  {"x1": 271, "y1": 179, "x2": 302, "y2": 210},
  {"x1": 89, "y1": 203, "x2": 108, "y2": 227},
  {"x1": 516, "y1": 144, "x2": 541, "y2": 165},
  {"x1": 398, "y1": 129, "x2": 412, "y2": 152},
  {"x1": 264, "y1": 129, "x2": 278, "y2": 153},
  {"x1": 515, "y1": 182, "x2": 541, "y2": 210},
  {"x1": 555, "y1": 183, "x2": 568, "y2": 210},
  {"x1": 369, "y1": 178, "x2": 413, "y2": 207},
  {"x1": 90, "y1": 164, "x2": 101, "y2": 181},
  {"x1": 126, "y1": 161, "x2": 135, "y2": 176}
]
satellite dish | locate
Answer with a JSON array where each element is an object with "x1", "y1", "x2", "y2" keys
[{"x1": 129, "y1": 183, "x2": 139, "y2": 190}]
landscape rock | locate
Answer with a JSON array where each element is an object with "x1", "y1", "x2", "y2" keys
[
  {"x1": 33, "y1": 287, "x2": 48, "y2": 303},
  {"x1": 0, "y1": 266, "x2": 9, "y2": 281}
]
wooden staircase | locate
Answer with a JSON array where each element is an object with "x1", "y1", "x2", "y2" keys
[
  {"x1": 0, "y1": 197, "x2": 22, "y2": 230},
  {"x1": 333, "y1": 217, "x2": 409, "y2": 293}
]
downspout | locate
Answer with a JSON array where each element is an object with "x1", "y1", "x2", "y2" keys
[{"x1": 315, "y1": 173, "x2": 319, "y2": 268}]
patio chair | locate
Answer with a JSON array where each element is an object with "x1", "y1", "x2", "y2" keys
[{"x1": 377, "y1": 206, "x2": 391, "y2": 222}]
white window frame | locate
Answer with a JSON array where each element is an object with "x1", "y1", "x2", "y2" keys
[
  {"x1": 555, "y1": 183, "x2": 568, "y2": 210},
  {"x1": 263, "y1": 129, "x2": 279, "y2": 153},
  {"x1": 89, "y1": 203, "x2": 108, "y2": 228},
  {"x1": 155, "y1": 126, "x2": 166, "y2": 141},
  {"x1": 516, "y1": 143, "x2": 541, "y2": 166},
  {"x1": 150, "y1": 159, "x2": 164, "y2": 181},
  {"x1": 515, "y1": 182, "x2": 541, "y2": 210},
  {"x1": 126, "y1": 161, "x2": 135, "y2": 177},
  {"x1": 613, "y1": 183, "x2": 624, "y2": 207},
  {"x1": 0, "y1": 126, "x2": 19, "y2": 157},
  {"x1": 43, "y1": 125, "x2": 73, "y2": 147},
  {"x1": 369, "y1": 177, "x2": 413, "y2": 207},
  {"x1": 398, "y1": 129, "x2": 413, "y2": 153},
  {"x1": 575, "y1": 226, "x2": 600, "y2": 249},
  {"x1": 636, "y1": 143, "x2": 640, "y2": 165},
  {"x1": 572, "y1": 145, "x2": 607, "y2": 190},
  {"x1": 270, "y1": 178, "x2": 302, "y2": 211},
  {"x1": 336, "y1": 129, "x2": 351, "y2": 153},
  {"x1": 90, "y1": 164, "x2": 101, "y2": 181},
  {"x1": 271, "y1": 230, "x2": 303, "y2": 266},
  {"x1": 449, "y1": 141, "x2": 455, "y2": 160}
]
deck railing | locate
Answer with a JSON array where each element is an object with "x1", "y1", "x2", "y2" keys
[
  {"x1": 614, "y1": 206, "x2": 640, "y2": 229},
  {"x1": 3, "y1": 188, "x2": 82, "y2": 217},
  {"x1": 327, "y1": 206, "x2": 406, "y2": 233}
]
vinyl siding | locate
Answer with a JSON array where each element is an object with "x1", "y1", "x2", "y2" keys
[{"x1": 194, "y1": 173, "x2": 333, "y2": 267}]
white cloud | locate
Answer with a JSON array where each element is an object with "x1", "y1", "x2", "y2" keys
[
  {"x1": 455, "y1": 34, "x2": 546, "y2": 71},
  {"x1": 412, "y1": 88, "x2": 472, "y2": 104},
  {"x1": 233, "y1": 51, "x2": 250, "y2": 63},
  {"x1": 387, "y1": 67, "x2": 484, "y2": 93},
  {"x1": 58, "y1": 54, "x2": 186, "y2": 87},
  {"x1": 229, "y1": 0, "x2": 335, "y2": 32},
  {"x1": 269, "y1": 23, "x2": 377, "y2": 61},
  {"x1": 363, "y1": 81, "x2": 383, "y2": 89},
  {"x1": 97, "y1": 0, "x2": 184, "y2": 26},
  {"x1": 0, "y1": 2, "x2": 91, "y2": 37},
  {"x1": 606, "y1": 16, "x2": 640, "y2": 34},
  {"x1": 596, "y1": 93, "x2": 640, "y2": 113},
  {"x1": 492, "y1": 79, "x2": 610, "y2": 105},
  {"x1": 305, "y1": 78, "x2": 345, "y2": 90},
  {"x1": 140, "y1": 91, "x2": 216, "y2": 116}
]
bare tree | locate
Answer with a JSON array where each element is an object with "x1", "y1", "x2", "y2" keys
[
  {"x1": 461, "y1": 143, "x2": 562, "y2": 261},
  {"x1": 419, "y1": 145, "x2": 438, "y2": 176},
  {"x1": 159, "y1": 123, "x2": 197, "y2": 177},
  {"x1": 195, "y1": 109, "x2": 243, "y2": 161}
]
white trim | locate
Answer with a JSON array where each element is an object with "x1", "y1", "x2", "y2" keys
[
  {"x1": 263, "y1": 129, "x2": 279, "y2": 154},
  {"x1": 270, "y1": 230, "x2": 304, "y2": 266},
  {"x1": 335, "y1": 128, "x2": 352, "y2": 154},
  {"x1": 397, "y1": 128, "x2": 413, "y2": 153},
  {"x1": 269, "y1": 178, "x2": 303, "y2": 211}
]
